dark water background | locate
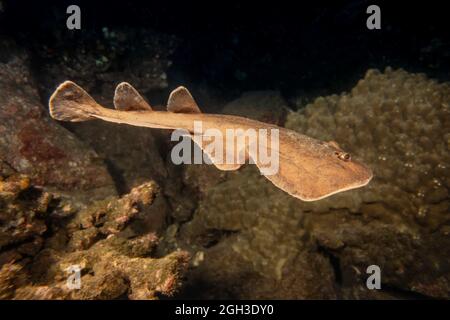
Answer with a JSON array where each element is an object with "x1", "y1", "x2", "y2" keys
[
  {"x1": 1, "y1": 0, "x2": 449, "y2": 103},
  {"x1": 0, "y1": 0, "x2": 450, "y2": 301}
]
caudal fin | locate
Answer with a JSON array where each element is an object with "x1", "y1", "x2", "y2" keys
[{"x1": 49, "y1": 81, "x2": 100, "y2": 122}]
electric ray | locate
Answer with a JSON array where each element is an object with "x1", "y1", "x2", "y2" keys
[{"x1": 49, "y1": 81, "x2": 372, "y2": 201}]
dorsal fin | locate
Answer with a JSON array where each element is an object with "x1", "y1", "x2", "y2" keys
[
  {"x1": 114, "y1": 82, "x2": 152, "y2": 111},
  {"x1": 167, "y1": 86, "x2": 201, "y2": 113}
]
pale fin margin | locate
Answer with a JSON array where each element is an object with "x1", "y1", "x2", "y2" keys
[
  {"x1": 167, "y1": 86, "x2": 201, "y2": 113},
  {"x1": 114, "y1": 82, "x2": 152, "y2": 111},
  {"x1": 49, "y1": 81, "x2": 100, "y2": 122}
]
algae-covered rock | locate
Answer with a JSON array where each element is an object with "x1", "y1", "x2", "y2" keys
[
  {"x1": 0, "y1": 37, "x2": 188, "y2": 300},
  {"x1": 0, "y1": 177, "x2": 189, "y2": 299},
  {"x1": 0, "y1": 38, "x2": 116, "y2": 201},
  {"x1": 0, "y1": 173, "x2": 48, "y2": 253},
  {"x1": 23, "y1": 234, "x2": 189, "y2": 300}
]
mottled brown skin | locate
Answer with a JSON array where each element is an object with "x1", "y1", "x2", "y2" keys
[{"x1": 49, "y1": 81, "x2": 373, "y2": 201}]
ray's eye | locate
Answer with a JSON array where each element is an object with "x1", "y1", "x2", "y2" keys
[{"x1": 335, "y1": 151, "x2": 351, "y2": 161}]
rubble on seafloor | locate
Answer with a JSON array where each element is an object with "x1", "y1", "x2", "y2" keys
[
  {"x1": 0, "y1": 172, "x2": 189, "y2": 299},
  {"x1": 34, "y1": 27, "x2": 178, "y2": 99}
]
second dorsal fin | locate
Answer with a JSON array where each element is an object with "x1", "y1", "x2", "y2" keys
[
  {"x1": 167, "y1": 86, "x2": 201, "y2": 113},
  {"x1": 114, "y1": 82, "x2": 152, "y2": 111}
]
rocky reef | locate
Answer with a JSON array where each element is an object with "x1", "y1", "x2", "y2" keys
[
  {"x1": 0, "y1": 38, "x2": 189, "y2": 299},
  {"x1": 0, "y1": 173, "x2": 189, "y2": 299},
  {"x1": 0, "y1": 39, "x2": 116, "y2": 203},
  {"x1": 0, "y1": 27, "x2": 449, "y2": 299}
]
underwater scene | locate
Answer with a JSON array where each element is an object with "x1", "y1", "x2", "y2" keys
[{"x1": 0, "y1": 0, "x2": 449, "y2": 303}]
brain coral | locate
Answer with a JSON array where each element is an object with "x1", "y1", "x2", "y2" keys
[
  {"x1": 283, "y1": 68, "x2": 450, "y2": 298},
  {"x1": 178, "y1": 68, "x2": 450, "y2": 299},
  {"x1": 286, "y1": 67, "x2": 450, "y2": 228}
]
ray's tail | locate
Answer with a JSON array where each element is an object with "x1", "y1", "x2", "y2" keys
[{"x1": 49, "y1": 81, "x2": 101, "y2": 122}]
